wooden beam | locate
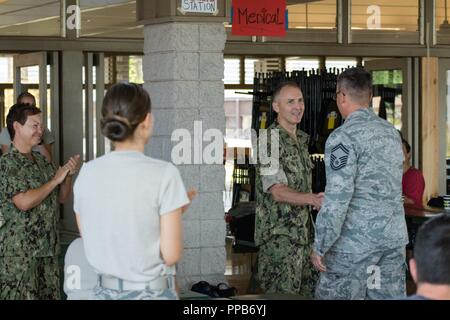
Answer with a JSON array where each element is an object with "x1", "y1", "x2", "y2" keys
[{"x1": 421, "y1": 57, "x2": 440, "y2": 202}]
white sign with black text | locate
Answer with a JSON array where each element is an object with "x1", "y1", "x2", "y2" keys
[{"x1": 179, "y1": 0, "x2": 219, "y2": 15}]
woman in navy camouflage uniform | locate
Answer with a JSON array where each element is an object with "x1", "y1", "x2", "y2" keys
[{"x1": 0, "y1": 104, "x2": 79, "y2": 299}]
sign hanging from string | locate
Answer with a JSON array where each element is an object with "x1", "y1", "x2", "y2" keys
[{"x1": 231, "y1": 0, "x2": 287, "y2": 37}]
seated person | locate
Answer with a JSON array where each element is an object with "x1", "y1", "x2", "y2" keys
[
  {"x1": 0, "y1": 92, "x2": 54, "y2": 162},
  {"x1": 406, "y1": 214, "x2": 450, "y2": 300},
  {"x1": 402, "y1": 139, "x2": 425, "y2": 207},
  {"x1": 64, "y1": 238, "x2": 98, "y2": 300}
]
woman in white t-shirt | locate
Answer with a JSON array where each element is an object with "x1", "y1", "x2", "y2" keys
[{"x1": 73, "y1": 82, "x2": 190, "y2": 300}]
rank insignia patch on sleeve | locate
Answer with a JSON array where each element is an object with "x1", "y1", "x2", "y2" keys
[{"x1": 330, "y1": 143, "x2": 350, "y2": 170}]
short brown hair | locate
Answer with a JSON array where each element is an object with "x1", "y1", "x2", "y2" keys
[{"x1": 7, "y1": 103, "x2": 41, "y2": 140}]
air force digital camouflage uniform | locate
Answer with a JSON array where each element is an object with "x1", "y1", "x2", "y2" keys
[
  {"x1": 314, "y1": 108, "x2": 408, "y2": 300},
  {"x1": 0, "y1": 147, "x2": 60, "y2": 300},
  {"x1": 255, "y1": 121, "x2": 318, "y2": 297}
]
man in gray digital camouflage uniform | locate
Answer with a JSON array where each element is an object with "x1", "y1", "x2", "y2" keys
[
  {"x1": 311, "y1": 67, "x2": 409, "y2": 300},
  {"x1": 255, "y1": 81, "x2": 323, "y2": 297}
]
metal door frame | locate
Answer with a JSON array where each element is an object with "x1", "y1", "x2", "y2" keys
[
  {"x1": 13, "y1": 52, "x2": 48, "y2": 125},
  {"x1": 84, "y1": 52, "x2": 105, "y2": 160},
  {"x1": 13, "y1": 51, "x2": 60, "y2": 164}
]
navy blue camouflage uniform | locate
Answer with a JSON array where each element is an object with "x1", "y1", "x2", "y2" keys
[
  {"x1": 255, "y1": 121, "x2": 318, "y2": 297},
  {"x1": 0, "y1": 147, "x2": 60, "y2": 299}
]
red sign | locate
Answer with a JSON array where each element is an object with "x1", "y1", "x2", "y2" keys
[{"x1": 232, "y1": 0, "x2": 286, "y2": 37}]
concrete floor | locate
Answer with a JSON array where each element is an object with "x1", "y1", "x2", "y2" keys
[{"x1": 225, "y1": 237, "x2": 417, "y2": 298}]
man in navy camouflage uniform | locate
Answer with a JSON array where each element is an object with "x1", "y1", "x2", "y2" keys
[
  {"x1": 311, "y1": 67, "x2": 408, "y2": 300},
  {"x1": 255, "y1": 82, "x2": 323, "y2": 297}
]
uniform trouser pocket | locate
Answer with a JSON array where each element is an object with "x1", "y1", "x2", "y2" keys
[
  {"x1": 315, "y1": 248, "x2": 406, "y2": 300},
  {"x1": 315, "y1": 251, "x2": 359, "y2": 300}
]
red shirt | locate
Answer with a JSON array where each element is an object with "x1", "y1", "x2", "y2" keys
[{"x1": 402, "y1": 167, "x2": 425, "y2": 207}]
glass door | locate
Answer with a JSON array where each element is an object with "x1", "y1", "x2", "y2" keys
[
  {"x1": 364, "y1": 58, "x2": 412, "y2": 133},
  {"x1": 364, "y1": 58, "x2": 416, "y2": 164},
  {"x1": 13, "y1": 52, "x2": 59, "y2": 163},
  {"x1": 438, "y1": 59, "x2": 450, "y2": 195}
]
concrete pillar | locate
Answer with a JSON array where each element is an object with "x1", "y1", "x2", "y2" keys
[
  {"x1": 143, "y1": 22, "x2": 227, "y2": 290},
  {"x1": 60, "y1": 51, "x2": 84, "y2": 235}
]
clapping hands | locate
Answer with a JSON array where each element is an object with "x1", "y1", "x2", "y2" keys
[
  {"x1": 63, "y1": 154, "x2": 81, "y2": 176},
  {"x1": 54, "y1": 154, "x2": 81, "y2": 185}
]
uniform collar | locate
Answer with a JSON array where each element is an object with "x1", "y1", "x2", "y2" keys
[
  {"x1": 345, "y1": 107, "x2": 373, "y2": 122},
  {"x1": 9, "y1": 145, "x2": 37, "y2": 164},
  {"x1": 272, "y1": 120, "x2": 309, "y2": 145}
]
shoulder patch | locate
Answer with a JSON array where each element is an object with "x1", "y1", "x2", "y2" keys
[{"x1": 330, "y1": 143, "x2": 350, "y2": 170}]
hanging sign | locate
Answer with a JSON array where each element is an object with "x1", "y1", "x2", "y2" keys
[
  {"x1": 178, "y1": 0, "x2": 219, "y2": 15},
  {"x1": 231, "y1": 0, "x2": 286, "y2": 37}
]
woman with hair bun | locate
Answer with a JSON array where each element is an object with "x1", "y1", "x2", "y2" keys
[{"x1": 73, "y1": 82, "x2": 193, "y2": 300}]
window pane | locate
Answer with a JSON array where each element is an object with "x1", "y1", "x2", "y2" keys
[
  {"x1": 0, "y1": 56, "x2": 13, "y2": 83},
  {"x1": 224, "y1": 90, "x2": 253, "y2": 213},
  {"x1": 129, "y1": 56, "x2": 144, "y2": 84},
  {"x1": 245, "y1": 58, "x2": 258, "y2": 84},
  {"x1": 435, "y1": 0, "x2": 450, "y2": 43},
  {"x1": 225, "y1": 0, "x2": 337, "y2": 42},
  {"x1": 3, "y1": 89, "x2": 14, "y2": 127},
  {"x1": 224, "y1": 58, "x2": 241, "y2": 85},
  {"x1": 286, "y1": 57, "x2": 320, "y2": 72},
  {"x1": 371, "y1": 70, "x2": 403, "y2": 130},
  {"x1": 245, "y1": 58, "x2": 282, "y2": 84},
  {"x1": 0, "y1": 1, "x2": 60, "y2": 36},
  {"x1": 116, "y1": 56, "x2": 131, "y2": 82},
  {"x1": 326, "y1": 58, "x2": 357, "y2": 70},
  {"x1": 287, "y1": 0, "x2": 337, "y2": 29},
  {"x1": 79, "y1": 1, "x2": 143, "y2": 39},
  {"x1": 27, "y1": 89, "x2": 40, "y2": 108},
  {"x1": 351, "y1": 0, "x2": 419, "y2": 32},
  {"x1": 244, "y1": 59, "x2": 258, "y2": 85},
  {"x1": 224, "y1": 90, "x2": 252, "y2": 146},
  {"x1": 104, "y1": 56, "x2": 115, "y2": 84},
  {"x1": 20, "y1": 66, "x2": 39, "y2": 84}
]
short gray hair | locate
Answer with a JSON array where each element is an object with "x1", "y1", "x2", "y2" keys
[
  {"x1": 272, "y1": 81, "x2": 301, "y2": 102},
  {"x1": 337, "y1": 67, "x2": 372, "y2": 104}
]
